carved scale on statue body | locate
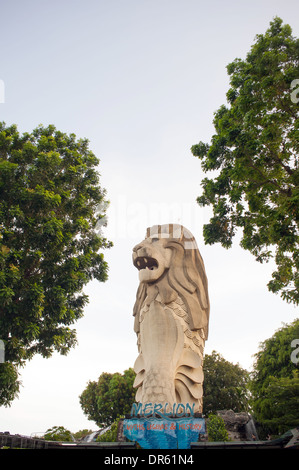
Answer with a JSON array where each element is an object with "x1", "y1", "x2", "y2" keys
[{"x1": 132, "y1": 224, "x2": 210, "y2": 414}]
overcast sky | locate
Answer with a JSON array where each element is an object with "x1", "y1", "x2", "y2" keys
[{"x1": 0, "y1": 0, "x2": 298, "y2": 436}]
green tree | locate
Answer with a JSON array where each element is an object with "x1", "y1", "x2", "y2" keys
[
  {"x1": 250, "y1": 319, "x2": 299, "y2": 436},
  {"x1": 79, "y1": 368, "x2": 136, "y2": 427},
  {"x1": 0, "y1": 123, "x2": 111, "y2": 395},
  {"x1": 252, "y1": 373, "x2": 299, "y2": 437},
  {"x1": 203, "y1": 351, "x2": 250, "y2": 415},
  {"x1": 191, "y1": 17, "x2": 299, "y2": 305},
  {"x1": 43, "y1": 425, "x2": 74, "y2": 442},
  {"x1": 207, "y1": 414, "x2": 229, "y2": 442},
  {"x1": 0, "y1": 362, "x2": 21, "y2": 407}
]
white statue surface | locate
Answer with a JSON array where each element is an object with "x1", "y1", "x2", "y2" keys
[{"x1": 132, "y1": 224, "x2": 210, "y2": 414}]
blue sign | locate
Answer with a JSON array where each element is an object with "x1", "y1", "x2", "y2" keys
[{"x1": 123, "y1": 417, "x2": 205, "y2": 449}]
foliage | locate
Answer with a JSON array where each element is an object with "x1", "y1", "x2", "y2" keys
[
  {"x1": 79, "y1": 368, "x2": 136, "y2": 427},
  {"x1": 250, "y1": 319, "x2": 299, "y2": 436},
  {"x1": 252, "y1": 372, "x2": 299, "y2": 437},
  {"x1": 191, "y1": 17, "x2": 299, "y2": 304},
  {"x1": 73, "y1": 429, "x2": 94, "y2": 440},
  {"x1": 96, "y1": 417, "x2": 121, "y2": 442},
  {"x1": 207, "y1": 414, "x2": 229, "y2": 442},
  {"x1": 203, "y1": 351, "x2": 250, "y2": 415},
  {"x1": 43, "y1": 425, "x2": 74, "y2": 442},
  {"x1": 0, "y1": 123, "x2": 111, "y2": 377},
  {"x1": 0, "y1": 362, "x2": 21, "y2": 406}
]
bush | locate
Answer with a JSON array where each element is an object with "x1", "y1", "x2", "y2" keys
[
  {"x1": 43, "y1": 425, "x2": 74, "y2": 442},
  {"x1": 207, "y1": 414, "x2": 229, "y2": 442},
  {"x1": 96, "y1": 418, "x2": 121, "y2": 442}
]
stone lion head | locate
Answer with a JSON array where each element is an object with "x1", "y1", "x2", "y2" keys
[{"x1": 132, "y1": 224, "x2": 210, "y2": 338}]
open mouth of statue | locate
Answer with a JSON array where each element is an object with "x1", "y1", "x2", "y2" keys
[{"x1": 134, "y1": 256, "x2": 158, "y2": 271}]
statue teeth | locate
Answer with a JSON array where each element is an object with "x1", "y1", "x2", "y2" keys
[
  {"x1": 137, "y1": 260, "x2": 141, "y2": 267},
  {"x1": 144, "y1": 258, "x2": 148, "y2": 264}
]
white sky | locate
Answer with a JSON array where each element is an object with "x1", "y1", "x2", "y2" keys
[{"x1": 0, "y1": 0, "x2": 298, "y2": 436}]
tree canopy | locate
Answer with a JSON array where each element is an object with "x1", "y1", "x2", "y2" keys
[
  {"x1": 0, "y1": 362, "x2": 21, "y2": 407},
  {"x1": 0, "y1": 123, "x2": 111, "y2": 404},
  {"x1": 43, "y1": 425, "x2": 74, "y2": 442},
  {"x1": 250, "y1": 319, "x2": 299, "y2": 436},
  {"x1": 191, "y1": 17, "x2": 299, "y2": 304},
  {"x1": 79, "y1": 368, "x2": 136, "y2": 427},
  {"x1": 203, "y1": 351, "x2": 249, "y2": 415}
]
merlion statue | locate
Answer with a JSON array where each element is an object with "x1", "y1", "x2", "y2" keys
[{"x1": 132, "y1": 224, "x2": 210, "y2": 414}]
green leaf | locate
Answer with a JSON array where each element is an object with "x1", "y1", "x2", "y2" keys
[
  {"x1": 191, "y1": 17, "x2": 299, "y2": 305},
  {"x1": 0, "y1": 122, "x2": 112, "y2": 387}
]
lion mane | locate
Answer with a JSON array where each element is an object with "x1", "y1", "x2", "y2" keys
[{"x1": 133, "y1": 224, "x2": 210, "y2": 339}]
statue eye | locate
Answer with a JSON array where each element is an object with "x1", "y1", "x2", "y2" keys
[{"x1": 151, "y1": 237, "x2": 159, "y2": 242}]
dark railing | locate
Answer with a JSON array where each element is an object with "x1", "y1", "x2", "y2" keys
[
  {"x1": 1, "y1": 427, "x2": 298, "y2": 449},
  {"x1": 0, "y1": 432, "x2": 136, "y2": 449}
]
